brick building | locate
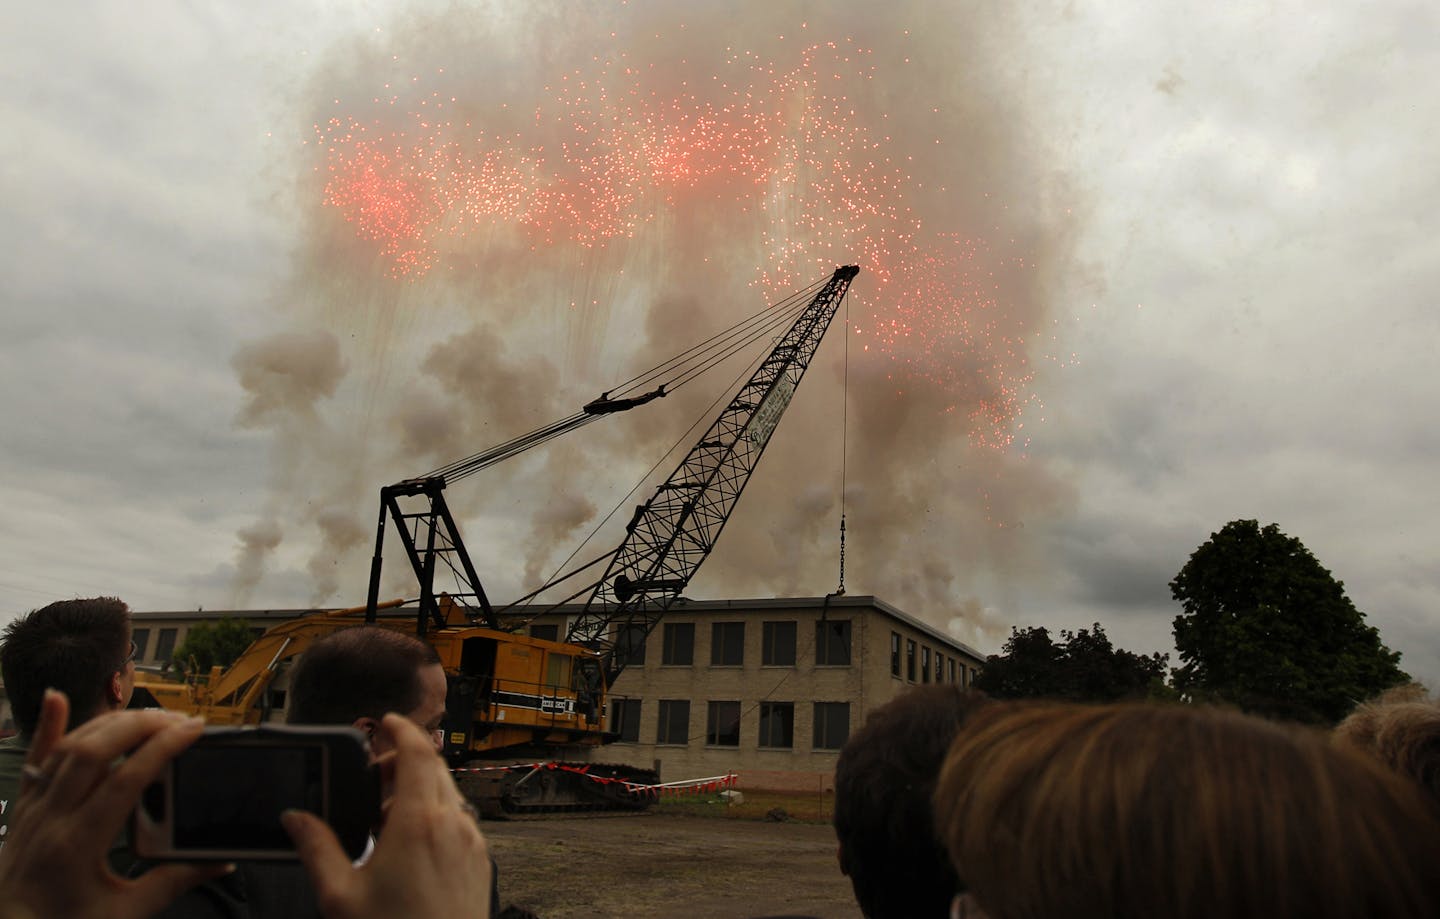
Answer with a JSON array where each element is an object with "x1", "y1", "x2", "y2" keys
[{"x1": 127, "y1": 595, "x2": 985, "y2": 788}]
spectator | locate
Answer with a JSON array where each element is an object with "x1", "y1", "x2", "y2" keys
[
  {"x1": 0, "y1": 689, "x2": 491, "y2": 919},
  {"x1": 148, "y1": 625, "x2": 500, "y2": 919},
  {"x1": 832, "y1": 685, "x2": 987, "y2": 918},
  {"x1": 1334, "y1": 683, "x2": 1440, "y2": 807},
  {"x1": 285, "y1": 626, "x2": 446, "y2": 751},
  {"x1": 0, "y1": 597, "x2": 136, "y2": 854},
  {"x1": 933, "y1": 701, "x2": 1440, "y2": 919}
]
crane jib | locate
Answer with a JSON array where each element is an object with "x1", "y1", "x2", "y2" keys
[{"x1": 745, "y1": 375, "x2": 796, "y2": 448}]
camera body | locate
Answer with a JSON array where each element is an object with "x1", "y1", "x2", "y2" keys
[{"x1": 132, "y1": 724, "x2": 380, "y2": 861}]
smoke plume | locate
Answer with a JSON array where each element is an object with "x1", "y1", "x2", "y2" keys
[{"x1": 236, "y1": 0, "x2": 1084, "y2": 643}]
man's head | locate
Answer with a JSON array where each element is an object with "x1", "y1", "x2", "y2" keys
[
  {"x1": 286, "y1": 626, "x2": 446, "y2": 753},
  {"x1": 0, "y1": 597, "x2": 135, "y2": 735},
  {"x1": 833, "y1": 685, "x2": 988, "y2": 919}
]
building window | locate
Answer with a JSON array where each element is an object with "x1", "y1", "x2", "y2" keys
[
  {"x1": 949, "y1": 659, "x2": 958, "y2": 685},
  {"x1": 615, "y1": 623, "x2": 647, "y2": 666},
  {"x1": 958, "y1": 663, "x2": 968, "y2": 688},
  {"x1": 815, "y1": 620, "x2": 851, "y2": 666},
  {"x1": 529, "y1": 624, "x2": 559, "y2": 642},
  {"x1": 706, "y1": 701, "x2": 742, "y2": 746},
  {"x1": 711, "y1": 621, "x2": 745, "y2": 666},
  {"x1": 813, "y1": 702, "x2": 850, "y2": 750},
  {"x1": 662, "y1": 623, "x2": 695, "y2": 666},
  {"x1": 758, "y1": 702, "x2": 794, "y2": 748},
  {"x1": 156, "y1": 628, "x2": 179, "y2": 665},
  {"x1": 890, "y1": 632, "x2": 901, "y2": 677},
  {"x1": 762, "y1": 621, "x2": 797, "y2": 666},
  {"x1": 921, "y1": 647, "x2": 931, "y2": 683},
  {"x1": 657, "y1": 700, "x2": 690, "y2": 744},
  {"x1": 610, "y1": 698, "x2": 641, "y2": 743},
  {"x1": 131, "y1": 628, "x2": 151, "y2": 662},
  {"x1": 934, "y1": 651, "x2": 944, "y2": 682},
  {"x1": 906, "y1": 639, "x2": 916, "y2": 682}
]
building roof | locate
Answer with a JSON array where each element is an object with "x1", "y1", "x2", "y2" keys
[{"x1": 131, "y1": 594, "x2": 986, "y2": 660}]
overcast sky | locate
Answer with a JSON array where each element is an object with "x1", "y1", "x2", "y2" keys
[{"x1": 2, "y1": 1, "x2": 1436, "y2": 686}]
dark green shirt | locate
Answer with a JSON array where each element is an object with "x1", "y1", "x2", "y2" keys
[{"x1": 0, "y1": 734, "x2": 30, "y2": 855}]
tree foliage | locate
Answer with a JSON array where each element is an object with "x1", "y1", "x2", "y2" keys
[
  {"x1": 973, "y1": 623, "x2": 1169, "y2": 702},
  {"x1": 1170, "y1": 519, "x2": 1407, "y2": 723},
  {"x1": 172, "y1": 617, "x2": 257, "y2": 677}
]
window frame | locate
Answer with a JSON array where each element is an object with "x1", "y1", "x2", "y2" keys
[
  {"x1": 814, "y1": 619, "x2": 852, "y2": 666},
  {"x1": 656, "y1": 699, "x2": 690, "y2": 745},
  {"x1": 610, "y1": 698, "x2": 642, "y2": 743},
  {"x1": 757, "y1": 701, "x2": 795, "y2": 749},
  {"x1": 761, "y1": 620, "x2": 797, "y2": 666},
  {"x1": 710, "y1": 621, "x2": 745, "y2": 667},
  {"x1": 705, "y1": 700, "x2": 742, "y2": 747},
  {"x1": 661, "y1": 622, "x2": 695, "y2": 666},
  {"x1": 812, "y1": 701, "x2": 851, "y2": 751}
]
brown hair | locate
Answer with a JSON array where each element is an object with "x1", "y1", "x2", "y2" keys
[
  {"x1": 286, "y1": 626, "x2": 441, "y2": 726},
  {"x1": 1335, "y1": 684, "x2": 1440, "y2": 807},
  {"x1": 934, "y1": 702, "x2": 1440, "y2": 919},
  {"x1": 833, "y1": 685, "x2": 988, "y2": 918},
  {"x1": 0, "y1": 597, "x2": 131, "y2": 733}
]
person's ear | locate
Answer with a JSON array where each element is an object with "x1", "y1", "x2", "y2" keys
[
  {"x1": 353, "y1": 716, "x2": 379, "y2": 739},
  {"x1": 106, "y1": 670, "x2": 125, "y2": 707}
]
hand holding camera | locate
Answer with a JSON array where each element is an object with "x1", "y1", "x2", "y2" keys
[
  {"x1": 282, "y1": 713, "x2": 494, "y2": 919},
  {"x1": 0, "y1": 690, "x2": 230, "y2": 919}
]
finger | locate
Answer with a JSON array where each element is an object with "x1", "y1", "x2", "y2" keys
[
  {"x1": 85, "y1": 717, "x2": 207, "y2": 833},
  {"x1": 380, "y1": 714, "x2": 453, "y2": 805},
  {"x1": 283, "y1": 810, "x2": 355, "y2": 910},
  {"x1": 123, "y1": 862, "x2": 235, "y2": 919},
  {"x1": 26, "y1": 689, "x2": 69, "y2": 767},
  {"x1": 20, "y1": 690, "x2": 70, "y2": 795},
  {"x1": 42, "y1": 710, "x2": 195, "y2": 809}
]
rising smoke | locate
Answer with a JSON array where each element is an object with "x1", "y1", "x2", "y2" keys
[{"x1": 234, "y1": 0, "x2": 1082, "y2": 644}]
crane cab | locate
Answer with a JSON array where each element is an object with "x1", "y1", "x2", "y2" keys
[{"x1": 432, "y1": 627, "x2": 609, "y2": 758}]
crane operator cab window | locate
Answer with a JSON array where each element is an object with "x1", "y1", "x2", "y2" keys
[{"x1": 572, "y1": 657, "x2": 603, "y2": 725}]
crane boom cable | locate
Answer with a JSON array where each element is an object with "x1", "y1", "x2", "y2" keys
[
  {"x1": 837, "y1": 287, "x2": 852, "y2": 596},
  {"x1": 598, "y1": 277, "x2": 828, "y2": 398},
  {"x1": 423, "y1": 279, "x2": 826, "y2": 484},
  {"x1": 520, "y1": 314, "x2": 789, "y2": 610}
]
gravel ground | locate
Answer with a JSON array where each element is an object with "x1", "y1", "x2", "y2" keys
[{"x1": 486, "y1": 813, "x2": 864, "y2": 919}]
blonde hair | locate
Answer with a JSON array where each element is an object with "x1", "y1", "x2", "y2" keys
[
  {"x1": 1335, "y1": 684, "x2": 1440, "y2": 807},
  {"x1": 934, "y1": 702, "x2": 1440, "y2": 919}
]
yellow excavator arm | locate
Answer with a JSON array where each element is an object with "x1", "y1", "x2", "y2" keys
[{"x1": 132, "y1": 600, "x2": 408, "y2": 724}]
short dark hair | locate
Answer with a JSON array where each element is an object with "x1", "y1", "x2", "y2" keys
[
  {"x1": 833, "y1": 685, "x2": 988, "y2": 919},
  {"x1": 0, "y1": 597, "x2": 131, "y2": 734},
  {"x1": 286, "y1": 626, "x2": 442, "y2": 726}
]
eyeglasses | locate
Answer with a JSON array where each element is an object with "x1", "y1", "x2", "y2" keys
[{"x1": 121, "y1": 639, "x2": 137, "y2": 667}]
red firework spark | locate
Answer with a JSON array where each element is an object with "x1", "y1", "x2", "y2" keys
[{"x1": 310, "y1": 36, "x2": 1047, "y2": 449}]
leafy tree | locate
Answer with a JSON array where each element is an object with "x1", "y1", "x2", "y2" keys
[
  {"x1": 172, "y1": 617, "x2": 257, "y2": 677},
  {"x1": 973, "y1": 623, "x2": 1169, "y2": 702},
  {"x1": 1170, "y1": 519, "x2": 1407, "y2": 723}
]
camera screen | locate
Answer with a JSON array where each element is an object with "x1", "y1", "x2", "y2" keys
[{"x1": 172, "y1": 744, "x2": 325, "y2": 851}]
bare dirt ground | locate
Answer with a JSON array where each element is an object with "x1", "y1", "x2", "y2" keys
[{"x1": 486, "y1": 813, "x2": 863, "y2": 919}]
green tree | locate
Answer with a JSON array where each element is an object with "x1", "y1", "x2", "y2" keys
[
  {"x1": 172, "y1": 617, "x2": 257, "y2": 677},
  {"x1": 973, "y1": 623, "x2": 1169, "y2": 702},
  {"x1": 1170, "y1": 519, "x2": 1407, "y2": 723}
]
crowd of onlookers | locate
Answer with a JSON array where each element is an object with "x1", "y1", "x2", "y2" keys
[{"x1": 2, "y1": 597, "x2": 1438, "y2": 919}]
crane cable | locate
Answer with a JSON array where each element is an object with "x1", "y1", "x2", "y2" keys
[
  {"x1": 422, "y1": 276, "x2": 828, "y2": 484},
  {"x1": 837, "y1": 286, "x2": 851, "y2": 597}
]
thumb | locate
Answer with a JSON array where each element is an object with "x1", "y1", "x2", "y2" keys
[
  {"x1": 282, "y1": 809, "x2": 355, "y2": 907},
  {"x1": 126, "y1": 863, "x2": 234, "y2": 918}
]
